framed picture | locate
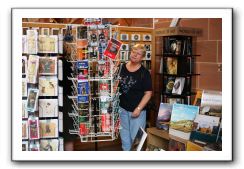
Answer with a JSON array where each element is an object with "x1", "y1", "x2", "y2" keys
[
  {"x1": 12, "y1": 8, "x2": 232, "y2": 161},
  {"x1": 39, "y1": 57, "x2": 57, "y2": 75}
]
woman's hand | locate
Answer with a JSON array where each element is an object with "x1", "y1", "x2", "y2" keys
[{"x1": 131, "y1": 108, "x2": 141, "y2": 118}]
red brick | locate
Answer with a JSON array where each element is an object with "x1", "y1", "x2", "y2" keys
[
  {"x1": 198, "y1": 63, "x2": 222, "y2": 90},
  {"x1": 180, "y1": 18, "x2": 208, "y2": 41},
  {"x1": 217, "y1": 41, "x2": 222, "y2": 63},
  {"x1": 196, "y1": 41, "x2": 217, "y2": 62},
  {"x1": 209, "y1": 18, "x2": 222, "y2": 40}
]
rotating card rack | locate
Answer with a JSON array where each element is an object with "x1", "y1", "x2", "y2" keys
[{"x1": 66, "y1": 22, "x2": 121, "y2": 142}]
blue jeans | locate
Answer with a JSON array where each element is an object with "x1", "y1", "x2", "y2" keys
[{"x1": 119, "y1": 106, "x2": 146, "y2": 151}]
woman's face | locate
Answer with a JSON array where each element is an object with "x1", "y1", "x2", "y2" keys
[{"x1": 130, "y1": 48, "x2": 144, "y2": 63}]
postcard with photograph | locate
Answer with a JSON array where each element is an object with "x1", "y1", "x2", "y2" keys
[
  {"x1": 29, "y1": 141, "x2": 40, "y2": 151},
  {"x1": 22, "y1": 141, "x2": 29, "y2": 151},
  {"x1": 169, "y1": 104, "x2": 199, "y2": 140},
  {"x1": 40, "y1": 139, "x2": 59, "y2": 151},
  {"x1": 27, "y1": 55, "x2": 39, "y2": 84},
  {"x1": 26, "y1": 88, "x2": 39, "y2": 112},
  {"x1": 39, "y1": 76, "x2": 58, "y2": 96},
  {"x1": 38, "y1": 35, "x2": 58, "y2": 53},
  {"x1": 39, "y1": 57, "x2": 57, "y2": 75},
  {"x1": 26, "y1": 29, "x2": 38, "y2": 54},
  {"x1": 28, "y1": 117, "x2": 40, "y2": 140},
  {"x1": 103, "y1": 38, "x2": 122, "y2": 59},
  {"x1": 22, "y1": 78, "x2": 27, "y2": 97},
  {"x1": 77, "y1": 80, "x2": 89, "y2": 95},
  {"x1": 39, "y1": 99, "x2": 58, "y2": 117},
  {"x1": 22, "y1": 56, "x2": 27, "y2": 75},
  {"x1": 22, "y1": 120, "x2": 28, "y2": 140},
  {"x1": 40, "y1": 119, "x2": 59, "y2": 138}
]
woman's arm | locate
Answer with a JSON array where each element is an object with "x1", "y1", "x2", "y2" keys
[{"x1": 131, "y1": 91, "x2": 152, "y2": 118}]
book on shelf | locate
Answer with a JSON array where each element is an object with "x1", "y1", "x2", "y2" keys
[
  {"x1": 165, "y1": 77, "x2": 175, "y2": 94},
  {"x1": 193, "y1": 90, "x2": 203, "y2": 106},
  {"x1": 172, "y1": 77, "x2": 185, "y2": 95},
  {"x1": 156, "y1": 103, "x2": 172, "y2": 130},
  {"x1": 130, "y1": 127, "x2": 147, "y2": 151},
  {"x1": 200, "y1": 90, "x2": 222, "y2": 117},
  {"x1": 166, "y1": 57, "x2": 178, "y2": 75},
  {"x1": 169, "y1": 104, "x2": 199, "y2": 140},
  {"x1": 190, "y1": 114, "x2": 221, "y2": 144}
]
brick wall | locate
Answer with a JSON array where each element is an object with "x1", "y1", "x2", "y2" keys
[{"x1": 154, "y1": 18, "x2": 222, "y2": 91}]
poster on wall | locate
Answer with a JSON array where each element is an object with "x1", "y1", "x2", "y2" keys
[{"x1": 12, "y1": 8, "x2": 232, "y2": 162}]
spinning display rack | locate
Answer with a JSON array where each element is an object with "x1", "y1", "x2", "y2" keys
[{"x1": 66, "y1": 21, "x2": 121, "y2": 142}]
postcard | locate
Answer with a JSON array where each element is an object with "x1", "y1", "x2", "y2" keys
[
  {"x1": 26, "y1": 29, "x2": 38, "y2": 54},
  {"x1": 39, "y1": 99, "x2": 58, "y2": 117},
  {"x1": 40, "y1": 139, "x2": 59, "y2": 151},
  {"x1": 38, "y1": 35, "x2": 58, "y2": 53},
  {"x1": 28, "y1": 117, "x2": 40, "y2": 140},
  {"x1": 39, "y1": 76, "x2": 58, "y2": 96},
  {"x1": 39, "y1": 57, "x2": 57, "y2": 75},
  {"x1": 39, "y1": 119, "x2": 59, "y2": 138},
  {"x1": 22, "y1": 56, "x2": 27, "y2": 75},
  {"x1": 26, "y1": 88, "x2": 39, "y2": 112},
  {"x1": 22, "y1": 120, "x2": 28, "y2": 140},
  {"x1": 27, "y1": 55, "x2": 39, "y2": 84}
]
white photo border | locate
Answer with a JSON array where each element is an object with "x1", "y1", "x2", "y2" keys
[{"x1": 12, "y1": 8, "x2": 232, "y2": 161}]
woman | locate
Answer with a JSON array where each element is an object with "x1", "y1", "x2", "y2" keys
[{"x1": 119, "y1": 44, "x2": 152, "y2": 151}]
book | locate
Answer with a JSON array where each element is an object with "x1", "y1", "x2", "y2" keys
[
  {"x1": 172, "y1": 77, "x2": 185, "y2": 95},
  {"x1": 39, "y1": 76, "x2": 58, "y2": 96},
  {"x1": 166, "y1": 57, "x2": 177, "y2": 74},
  {"x1": 40, "y1": 139, "x2": 59, "y2": 151},
  {"x1": 28, "y1": 117, "x2": 40, "y2": 140},
  {"x1": 200, "y1": 90, "x2": 222, "y2": 117},
  {"x1": 22, "y1": 56, "x2": 27, "y2": 75},
  {"x1": 22, "y1": 120, "x2": 28, "y2": 139},
  {"x1": 165, "y1": 77, "x2": 175, "y2": 94},
  {"x1": 186, "y1": 141, "x2": 204, "y2": 151},
  {"x1": 169, "y1": 104, "x2": 199, "y2": 140},
  {"x1": 38, "y1": 35, "x2": 58, "y2": 53},
  {"x1": 104, "y1": 38, "x2": 122, "y2": 59},
  {"x1": 130, "y1": 127, "x2": 147, "y2": 151},
  {"x1": 26, "y1": 29, "x2": 38, "y2": 54},
  {"x1": 156, "y1": 103, "x2": 172, "y2": 130},
  {"x1": 168, "y1": 138, "x2": 186, "y2": 151},
  {"x1": 39, "y1": 119, "x2": 59, "y2": 138},
  {"x1": 27, "y1": 55, "x2": 39, "y2": 84},
  {"x1": 190, "y1": 114, "x2": 220, "y2": 143},
  {"x1": 26, "y1": 88, "x2": 39, "y2": 112},
  {"x1": 39, "y1": 99, "x2": 58, "y2": 117},
  {"x1": 39, "y1": 57, "x2": 57, "y2": 75},
  {"x1": 193, "y1": 90, "x2": 203, "y2": 106}
]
